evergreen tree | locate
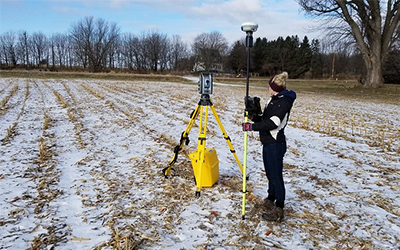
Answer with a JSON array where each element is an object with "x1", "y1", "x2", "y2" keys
[
  {"x1": 227, "y1": 40, "x2": 246, "y2": 75},
  {"x1": 310, "y1": 39, "x2": 323, "y2": 78}
]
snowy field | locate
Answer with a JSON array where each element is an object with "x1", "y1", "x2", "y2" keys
[{"x1": 0, "y1": 77, "x2": 399, "y2": 249}]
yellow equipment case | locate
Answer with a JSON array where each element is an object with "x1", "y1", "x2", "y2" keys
[{"x1": 189, "y1": 148, "x2": 219, "y2": 187}]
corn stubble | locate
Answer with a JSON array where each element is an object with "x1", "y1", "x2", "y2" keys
[{"x1": 0, "y1": 78, "x2": 398, "y2": 250}]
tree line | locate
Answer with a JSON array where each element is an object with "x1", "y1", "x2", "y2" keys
[{"x1": 1, "y1": 16, "x2": 399, "y2": 83}]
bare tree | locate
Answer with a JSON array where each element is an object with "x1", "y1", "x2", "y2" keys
[
  {"x1": 0, "y1": 31, "x2": 18, "y2": 67},
  {"x1": 17, "y1": 31, "x2": 31, "y2": 69},
  {"x1": 121, "y1": 33, "x2": 138, "y2": 70},
  {"x1": 169, "y1": 35, "x2": 189, "y2": 72},
  {"x1": 193, "y1": 31, "x2": 228, "y2": 71},
  {"x1": 70, "y1": 16, "x2": 120, "y2": 72},
  {"x1": 298, "y1": 0, "x2": 400, "y2": 88},
  {"x1": 320, "y1": 37, "x2": 357, "y2": 78},
  {"x1": 53, "y1": 34, "x2": 70, "y2": 68},
  {"x1": 395, "y1": 24, "x2": 400, "y2": 48},
  {"x1": 31, "y1": 31, "x2": 48, "y2": 67},
  {"x1": 144, "y1": 30, "x2": 169, "y2": 72},
  {"x1": 107, "y1": 35, "x2": 120, "y2": 70},
  {"x1": 121, "y1": 32, "x2": 149, "y2": 71},
  {"x1": 49, "y1": 34, "x2": 56, "y2": 69}
]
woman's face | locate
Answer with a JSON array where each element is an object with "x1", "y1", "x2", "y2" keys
[{"x1": 268, "y1": 86, "x2": 275, "y2": 96}]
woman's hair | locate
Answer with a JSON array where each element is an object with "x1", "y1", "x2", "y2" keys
[
  {"x1": 272, "y1": 71, "x2": 288, "y2": 88},
  {"x1": 269, "y1": 71, "x2": 288, "y2": 92}
]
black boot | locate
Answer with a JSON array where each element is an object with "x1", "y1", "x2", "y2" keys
[
  {"x1": 263, "y1": 198, "x2": 275, "y2": 211},
  {"x1": 262, "y1": 207, "x2": 284, "y2": 222}
]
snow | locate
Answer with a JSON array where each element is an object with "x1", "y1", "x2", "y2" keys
[{"x1": 0, "y1": 77, "x2": 399, "y2": 249}]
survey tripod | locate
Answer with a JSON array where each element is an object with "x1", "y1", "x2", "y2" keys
[{"x1": 162, "y1": 93, "x2": 243, "y2": 197}]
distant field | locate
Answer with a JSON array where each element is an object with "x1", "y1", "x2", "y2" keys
[
  {"x1": 214, "y1": 76, "x2": 400, "y2": 105},
  {"x1": 2, "y1": 69, "x2": 399, "y2": 105},
  {"x1": 0, "y1": 70, "x2": 191, "y2": 84}
]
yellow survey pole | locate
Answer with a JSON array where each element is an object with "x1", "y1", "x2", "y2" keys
[
  {"x1": 241, "y1": 21, "x2": 258, "y2": 220},
  {"x1": 242, "y1": 111, "x2": 249, "y2": 220}
]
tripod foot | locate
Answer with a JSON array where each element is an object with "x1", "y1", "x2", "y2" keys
[
  {"x1": 162, "y1": 167, "x2": 177, "y2": 179},
  {"x1": 195, "y1": 191, "x2": 200, "y2": 198}
]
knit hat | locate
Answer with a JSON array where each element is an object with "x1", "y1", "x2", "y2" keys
[{"x1": 269, "y1": 72, "x2": 288, "y2": 92}]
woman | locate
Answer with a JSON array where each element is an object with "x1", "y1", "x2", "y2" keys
[{"x1": 243, "y1": 71, "x2": 296, "y2": 222}]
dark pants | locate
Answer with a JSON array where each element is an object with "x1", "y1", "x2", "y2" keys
[{"x1": 262, "y1": 141, "x2": 287, "y2": 208}]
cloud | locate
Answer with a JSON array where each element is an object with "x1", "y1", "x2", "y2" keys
[
  {"x1": 108, "y1": 0, "x2": 132, "y2": 9},
  {"x1": 188, "y1": 0, "x2": 267, "y2": 24},
  {"x1": 167, "y1": 0, "x2": 320, "y2": 42},
  {"x1": 116, "y1": 0, "x2": 320, "y2": 43}
]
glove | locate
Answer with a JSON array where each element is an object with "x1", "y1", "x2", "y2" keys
[{"x1": 242, "y1": 122, "x2": 252, "y2": 131}]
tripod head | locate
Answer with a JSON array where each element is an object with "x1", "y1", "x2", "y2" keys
[{"x1": 199, "y1": 94, "x2": 212, "y2": 106}]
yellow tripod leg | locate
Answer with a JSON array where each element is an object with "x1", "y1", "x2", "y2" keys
[
  {"x1": 242, "y1": 111, "x2": 249, "y2": 220},
  {"x1": 163, "y1": 104, "x2": 201, "y2": 177},
  {"x1": 195, "y1": 105, "x2": 208, "y2": 197},
  {"x1": 210, "y1": 106, "x2": 244, "y2": 174}
]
